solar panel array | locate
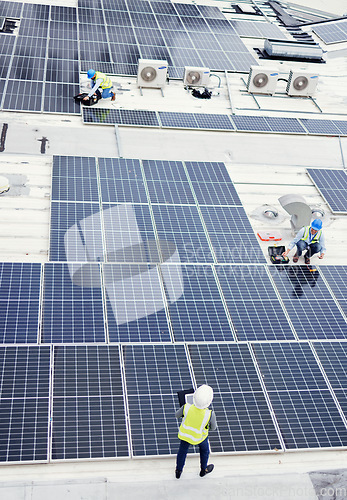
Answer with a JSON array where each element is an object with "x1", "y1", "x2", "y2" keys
[
  {"x1": 1, "y1": 154, "x2": 347, "y2": 463},
  {"x1": 0, "y1": 2, "x2": 80, "y2": 113},
  {"x1": 231, "y1": 20, "x2": 287, "y2": 39},
  {"x1": 83, "y1": 109, "x2": 347, "y2": 137},
  {"x1": 0, "y1": 0, "x2": 259, "y2": 112},
  {"x1": 307, "y1": 168, "x2": 347, "y2": 214},
  {"x1": 313, "y1": 20, "x2": 347, "y2": 44}
]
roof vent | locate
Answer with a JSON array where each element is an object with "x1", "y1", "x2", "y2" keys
[
  {"x1": 0, "y1": 176, "x2": 10, "y2": 194},
  {"x1": 264, "y1": 39, "x2": 324, "y2": 61}
]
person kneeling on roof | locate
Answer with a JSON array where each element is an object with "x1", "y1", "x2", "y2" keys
[
  {"x1": 282, "y1": 218, "x2": 326, "y2": 264},
  {"x1": 84, "y1": 69, "x2": 115, "y2": 102},
  {"x1": 175, "y1": 384, "x2": 217, "y2": 479}
]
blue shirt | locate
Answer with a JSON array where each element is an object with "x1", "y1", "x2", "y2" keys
[{"x1": 288, "y1": 226, "x2": 326, "y2": 253}]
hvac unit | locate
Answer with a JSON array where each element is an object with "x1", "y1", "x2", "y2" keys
[
  {"x1": 183, "y1": 67, "x2": 210, "y2": 87},
  {"x1": 137, "y1": 59, "x2": 168, "y2": 88},
  {"x1": 247, "y1": 66, "x2": 279, "y2": 94},
  {"x1": 286, "y1": 70, "x2": 319, "y2": 96}
]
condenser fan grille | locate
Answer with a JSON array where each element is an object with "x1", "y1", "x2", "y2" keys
[
  {"x1": 186, "y1": 71, "x2": 202, "y2": 85},
  {"x1": 253, "y1": 73, "x2": 269, "y2": 88},
  {"x1": 293, "y1": 76, "x2": 309, "y2": 91},
  {"x1": 140, "y1": 66, "x2": 157, "y2": 82}
]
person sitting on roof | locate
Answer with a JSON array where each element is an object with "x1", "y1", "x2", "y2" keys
[
  {"x1": 83, "y1": 69, "x2": 115, "y2": 102},
  {"x1": 282, "y1": 218, "x2": 326, "y2": 264},
  {"x1": 175, "y1": 384, "x2": 217, "y2": 479}
]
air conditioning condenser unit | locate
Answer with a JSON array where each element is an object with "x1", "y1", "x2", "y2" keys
[
  {"x1": 286, "y1": 70, "x2": 319, "y2": 97},
  {"x1": 137, "y1": 59, "x2": 168, "y2": 88},
  {"x1": 247, "y1": 66, "x2": 279, "y2": 94},
  {"x1": 183, "y1": 67, "x2": 210, "y2": 86}
]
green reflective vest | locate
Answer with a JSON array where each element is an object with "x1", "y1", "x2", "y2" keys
[
  {"x1": 178, "y1": 404, "x2": 211, "y2": 445},
  {"x1": 301, "y1": 226, "x2": 322, "y2": 245},
  {"x1": 94, "y1": 71, "x2": 112, "y2": 89}
]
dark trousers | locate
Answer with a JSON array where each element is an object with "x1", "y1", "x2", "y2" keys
[
  {"x1": 176, "y1": 437, "x2": 209, "y2": 472},
  {"x1": 296, "y1": 240, "x2": 321, "y2": 257}
]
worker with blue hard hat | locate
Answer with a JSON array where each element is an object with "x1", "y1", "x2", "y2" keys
[
  {"x1": 282, "y1": 218, "x2": 326, "y2": 264},
  {"x1": 175, "y1": 384, "x2": 217, "y2": 479},
  {"x1": 84, "y1": 69, "x2": 115, "y2": 101}
]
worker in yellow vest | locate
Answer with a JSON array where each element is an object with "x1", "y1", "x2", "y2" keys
[
  {"x1": 175, "y1": 384, "x2": 217, "y2": 479},
  {"x1": 84, "y1": 69, "x2": 115, "y2": 101},
  {"x1": 282, "y1": 219, "x2": 326, "y2": 265}
]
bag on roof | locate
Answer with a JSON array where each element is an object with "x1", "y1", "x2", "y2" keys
[{"x1": 74, "y1": 89, "x2": 102, "y2": 106}]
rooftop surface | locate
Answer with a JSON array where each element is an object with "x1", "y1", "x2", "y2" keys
[{"x1": 0, "y1": 0, "x2": 347, "y2": 498}]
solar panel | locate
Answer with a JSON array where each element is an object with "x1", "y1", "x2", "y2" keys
[
  {"x1": 50, "y1": 5, "x2": 77, "y2": 22},
  {"x1": 107, "y1": 26, "x2": 137, "y2": 44},
  {"x1": 300, "y1": 119, "x2": 341, "y2": 135},
  {"x1": 185, "y1": 161, "x2": 241, "y2": 205},
  {"x1": 200, "y1": 206, "x2": 266, "y2": 264},
  {"x1": 217, "y1": 266, "x2": 294, "y2": 341},
  {"x1": 189, "y1": 344, "x2": 282, "y2": 452},
  {"x1": 0, "y1": 0, "x2": 23, "y2": 18},
  {"x1": 333, "y1": 120, "x2": 347, "y2": 135},
  {"x1": 104, "y1": 263, "x2": 171, "y2": 342},
  {"x1": 123, "y1": 344, "x2": 192, "y2": 456},
  {"x1": 105, "y1": 10, "x2": 132, "y2": 26},
  {"x1": 99, "y1": 157, "x2": 148, "y2": 204},
  {"x1": 52, "y1": 395, "x2": 128, "y2": 459},
  {"x1": 19, "y1": 18, "x2": 49, "y2": 38},
  {"x1": 48, "y1": 38, "x2": 79, "y2": 60},
  {"x1": 0, "y1": 34, "x2": 15, "y2": 55},
  {"x1": 49, "y1": 201, "x2": 104, "y2": 262},
  {"x1": 231, "y1": 20, "x2": 286, "y2": 39},
  {"x1": 83, "y1": 108, "x2": 159, "y2": 127},
  {"x1": 0, "y1": 263, "x2": 41, "y2": 344},
  {"x1": 79, "y1": 23, "x2": 108, "y2": 42},
  {"x1": 151, "y1": 204, "x2": 213, "y2": 263},
  {"x1": 131, "y1": 12, "x2": 158, "y2": 28},
  {"x1": 313, "y1": 20, "x2": 347, "y2": 44},
  {"x1": 42, "y1": 263, "x2": 105, "y2": 343},
  {"x1": 319, "y1": 266, "x2": 347, "y2": 313},
  {"x1": 253, "y1": 342, "x2": 347, "y2": 449},
  {"x1": 22, "y1": 3, "x2": 50, "y2": 20},
  {"x1": 78, "y1": 7, "x2": 105, "y2": 24},
  {"x1": 270, "y1": 266, "x2": 347, "y2": 340},
  {"x1": 0, "y1": 345, "x2": 50, "y2": 462},
  {"x1": 102, "y1": 203, "x2": 157, "y2": 262},
  {"x1": 307, "y1": 168, "x2": 347, "y2": 213},
  {"x1": 46, "y1": 59, "x2": 79, "y2": 83},
  {"x1": 142, "y1": 159, "x2": 194, "y2": 204},
  {"x1": 51, "y1": 156, "x2": 98, "y2": 202},
  {"x1": 196, "y1": 5, "x2": 226, "y2": 19},
  {"x1": 264, "y1": 117, "x2": 306, "y2": 134},
  {"x1": 232, "y1": 115, "x2": 272, "y2": 132},
  {"x1": 14, "y1": 36, "x2": 47, "y2": 58},
  {"x1": 49, "y1": 21, "x2": 78, "y2": 40},
  {"x1": 9, "y1": 56, "x2": 45, "y2": 81},
  {"x1": 163, "y1": 264, "x2": 234, "y2": 342},
  {"x1": 151, "y1": 2, "x2": 177, "y2": 15},
  {"x1": 313, "y1": 342, "x2": 347, "y2": 390},
  {"x1": 0, "y1": 55, "x2": 11, "y2": 79}
]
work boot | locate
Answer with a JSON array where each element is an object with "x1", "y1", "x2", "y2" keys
[
  {"x1": 200, "y1": 464, "x2": 214, "y2": 477},
  {"x1": 293, "y1": 253, "x2": 299, "y2": 263},
  {"x1": 111, "y1": 92, "x2": 116, "y2": 101},
  {"x1": 175, "y1": 469, "x2": 182, "y2": 479},
  {"x1": 304, "y1": 255, "x2": 310, "y2": 264}
]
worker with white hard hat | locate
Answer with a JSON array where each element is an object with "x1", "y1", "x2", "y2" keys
[
  {"x1": 175, "y1": 384, "x2": 217, "y2": 479},
  {"x1": 282, "y1": 218, "x2": 326, "y2": 264},
  {"x1": 83, "y1": 69, "x2": 116, "y2": 102}
]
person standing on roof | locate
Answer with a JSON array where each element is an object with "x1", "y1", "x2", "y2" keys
[
  {"x1": 282, "y1": 219, "x2": 326, "y2": 264},
  {"x1": 84, "y1": 69, "x2": 115, "y2": 101},
  {"x1": 175, "y1": 384, "x2": 217, "y2": 479}
]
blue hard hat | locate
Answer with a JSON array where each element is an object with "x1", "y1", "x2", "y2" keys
[
  {"x1": 311, "y1": 218, "x2": 322, "y2": 230},
  {"x1": 87, "y1": 69, "x2": 96, "y2": 79}
]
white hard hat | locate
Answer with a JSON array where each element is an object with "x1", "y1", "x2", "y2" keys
[{"x1": 193, "y1": 384, "x2": 213, "y2": 409}]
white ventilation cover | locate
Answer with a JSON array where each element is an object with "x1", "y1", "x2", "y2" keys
[
  {"x1": 286, "y1": 70, "x2": 319, "y2": 96},
  {"x1": 247, "y1": 66, "x2": 279, "y2": 94},
  {"x1": 183, "y1": 67, "x2": 210, "y2": 87},
  {"x1": 137, "y1": 59, "x2": 168, "y2": 88}
]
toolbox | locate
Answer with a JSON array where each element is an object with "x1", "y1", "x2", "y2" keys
[{"x1": 268, "y1": 245, "x2": 289, "y2": 265}]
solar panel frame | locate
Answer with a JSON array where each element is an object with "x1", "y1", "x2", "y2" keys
[
  {"x1": 151, "y1": 204, "x2": 214, "y2": 264},
  {"x1": 49, "y1": 201, "x2": 104, "y2": 262},
  {"x1": 42, "y1": 263, "x2": 105, "y2": 344},
  {"x1": 313, "y1": 342, "x2": 347, "y2": 390},
  {"x1": 217, "y1": 266, "x2": 295, "y2": 341},
  {"x1": 300, "y1": 119, "x2": 341, "y2": 135},
  {"x1": 164, "y1": 265, "x2": 234, "y2": 342},
  {"x1": 99, "y1": 157, "x2": 148, "y2": 204},
  {"x1": 319, "y1": 265, "x2": 347, "y2": 312},
  {"x1": 307, "y1": 168, "x2": 347, "y2": 214},
  {"x1": 313, "y1": 20, "x2": 347, "y2": 44}
]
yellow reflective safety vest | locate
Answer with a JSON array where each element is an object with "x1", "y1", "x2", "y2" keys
[
  {"x1": 94, "y1": 71, "x2": 112, "y2": 89},
  {"x1": 178, "y1": 404, "x2": 211, "y2": 445},
  {"x1": 300, "y1": 226, "x2": 322, "y2": 245}
]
